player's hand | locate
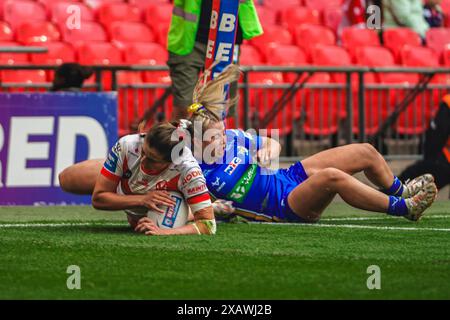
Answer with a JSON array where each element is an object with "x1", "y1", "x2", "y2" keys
[
  {"x1": 141, "y1": 190, "x2": 176, "y2": 213},
  {"x1": 257, "y1": 148, "x2": 272, "y2": 168},
  {"x1": 134, "y1": 217, "x2": 169, "y2": 236}
]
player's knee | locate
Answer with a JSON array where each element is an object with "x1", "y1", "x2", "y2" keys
[
  {"x1": 320, "y1": 168, "x2": 347, "y2": 186},
  {"x1": 58, "y1": 170, "x2": 69, "y2": 191},
  {"x1": 360, "y1": 143, "x2": 379, "y2": 162}
]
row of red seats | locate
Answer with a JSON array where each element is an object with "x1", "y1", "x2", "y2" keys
[
  {"x1": 249, "y1": 24, "x2": 450, "y2": 65},
  {"x1": 0, "y1": 0, "x2": 171, "y2": 27}
]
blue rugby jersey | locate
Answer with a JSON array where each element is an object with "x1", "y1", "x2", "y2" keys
[{"x1": 200, "y1": 129, "x2": 303, "y2": 221}]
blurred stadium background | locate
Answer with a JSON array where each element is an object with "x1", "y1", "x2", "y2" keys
[
  {"x1": 0, "y1": 0, "x2": 449, "y2": 300},
  {"x1": 0, "y1": 0, "x2": 448, "y2": 195}
]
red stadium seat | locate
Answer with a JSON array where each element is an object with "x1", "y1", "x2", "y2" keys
[
  {"x1": 77, "y1": 42, "x2": 122, "y2": 65},
  {"x1": 0, "y1": 41, "x2": 29, "y2": 64},
  {"x1": 279, "y1": 6, "x2": 320, "y2": 33},
  {"x1": 255, "y1": 5, "x2": 277, "y2": 25},
  {"x1": 311, "y1": 45, "x2": 352, "y2": 83},
  {"x1": 51, "y1": 2, "x2": 94, "y2": 25},
  {"x1": 250, "y1": 24, "x2": 293, "y2": 59},
  {"x1": 122, "y1": 42, "x2": 167, "y2": 86},
  {"x1": 123, "y1": 42, "x2": 167, "y2": 64},
  {"x1": 383, "y1": 28, "x2": 422, "y2": 62},
  {"x1": 262, "y1": 0, "x2": 302, "y2": 10},
  {"x1": 425, "y1": 28, "x2": 450, "y2": 61},
  {"x1": 1, "y1": 69, "x2": 47, "y2": 83},
  {"x1": 442, "y1": 0, "x2": 450, "y2": 27},
  {"x1": 304, "y1": 0, "x2": 343, "y2": 11},
  {"x1": 401, "y1": 46, "x2": 440, "y2": 67},
  {"x1": 108, "y1": 22, "x2": 154, "y2": 49},
  {"x1": 0, "y1": 21, "x2": 13, "y2": 41},
  {"x1": 30, "y1": 42, "x2": 75, "y2": 64},
  {"x1": 98, "y1": 2, "x2": 141, "y2": 25},
  {"x1": 152, "y1": 21, "x2": 170, "y2": 48},
  {"x1": 83, "y1": 0, "x2": 123, "y2": 11},
  {"x1": 303, "y1": 76, "x2": 342, "y2": 136},
  {"x1": 247, "y1": 72, "x2": 294, "y2": 135},
  {"x1": 323, "y1": 7, "x2": 344, "y2": 35},
  {"x1": 77, "y1": 42, "x2": 123, "y2": 90},
  {"x1": 239, "y1": 44, "x2": 264, "y2": 66},
  {"x1": 145, "y1": 3, "x2": 172, "y2": 28},
  {"x1": 265, "y1": 45, "x2": 307, "y2": 82},
  {"x1": 61, "y1": 21, "x2": 107, "y2": 46},
  {"x1": 3, "y1": 0, "x2": 47, "y2": 30},
  {"x1": 128, "y1": 0, "x2": 168, "y2": 12},
  {"x1": 294, "y1": 24, "x2": 336, "y2": 59},
  {"x1": 39, "y1": 0, "x2": 81, "y2": 7},
  {"x1": 401, "y1": 45, "x2": 447, "y2": 86},
  {"x1": 16, "y1": 22, "x2": 61, "y2": 45},
  {"x1": 341, "y1": 27, "x2": 381, "y2": 60},
  {"x1": 445, "y1": 47, "x2": 450, "y2": 65}
]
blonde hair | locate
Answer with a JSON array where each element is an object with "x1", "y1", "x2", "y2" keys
[{"x1": 188, "y1": 63, "x2": 241, "y2": 130}]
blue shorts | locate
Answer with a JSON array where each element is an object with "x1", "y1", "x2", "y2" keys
[{"x1": 267, "y1": 162, "x2": 310, "y2": 223}]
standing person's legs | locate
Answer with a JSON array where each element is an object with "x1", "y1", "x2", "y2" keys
[{"x1": 167, "y1": 42, "x2": 207, "y2": 121}]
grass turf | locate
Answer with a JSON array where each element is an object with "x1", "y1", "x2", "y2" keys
[{"x1": 0, "y1": 202, "x2": 449, "y2": 300}]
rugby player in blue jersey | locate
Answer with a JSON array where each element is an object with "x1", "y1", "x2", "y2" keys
[{"x1": 59, "y1": 65, "x2": 437, "y2": 223}]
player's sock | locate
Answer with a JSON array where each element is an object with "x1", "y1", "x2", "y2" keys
[
  {"x1": 382, "y1": 176, "x2": 404, "y2": 197},
  {"x1": 386, "y1": 196, "x2": 408, "y2": 216}
]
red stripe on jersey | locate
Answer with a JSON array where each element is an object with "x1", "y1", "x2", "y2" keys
[
  {"x1": 120, "y1": 157, "x2": 133, "y2": 195},
  {"x1": 101, "y1": 167, "x2": 120, "y2": 182},
  {"x1": 187, "y1": 192, "x2": 211, "y2": 205},
  {"x1": 166, "y1": 174, "x2": 180, "y2": 191}
]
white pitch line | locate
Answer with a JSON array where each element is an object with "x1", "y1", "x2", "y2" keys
[
  {"x1": 0, "y1": 222, "x2": 126, "y2": 228},
  {"x1": 321, "y1": 215, "x2": 450, "y2": 222},
  {"x1": 250, "y1": 222, "x2": 450, "y2": 232}
]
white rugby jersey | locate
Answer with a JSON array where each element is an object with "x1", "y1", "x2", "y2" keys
[{"x1": 101, "y1": 134, "x2": 212, "y2": 215}]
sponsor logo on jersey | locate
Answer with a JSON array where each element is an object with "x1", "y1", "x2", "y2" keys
[
  {"x1": 216, "y1": 182, "x2": 226, "y2": 192},
  {"x1": 227, "y1": 164, "x2": 257, "y2": 203},
  {"x1": 211, "y1": 177, "x2": 221, "y2": 187},
  {"x1": 224, "y1": 157, "x2": 242, "y2": 175},
  {"x1": 182, "y1": 170, "x2": 202, "y2": 185},
  {"x1": 187, "y1": 184, "x2": 207, "y2": 195},
  {"x1": 112, "y1": 142, "x2": 121, "y2": 154},
  {"x1": 237, "y1": 146, "x2": 249, "y2": 156},
  {"x1": 104, "y1": 151, "x2": 119, "y2": 173},
  {"x1": 162, "y1": 195, "x2": 182, "y2": 228},
  {"x1": 155, "y1": 180, "x2": 168, "y2": 190}
]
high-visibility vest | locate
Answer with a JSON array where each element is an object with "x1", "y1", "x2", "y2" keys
[{"x1": 168, "y1": 0, "x2": 263, "y2": 56}]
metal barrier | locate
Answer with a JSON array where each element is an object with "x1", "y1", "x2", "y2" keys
[{"x1": 0, "y1": 64, "x2": 449, "y2": 160}]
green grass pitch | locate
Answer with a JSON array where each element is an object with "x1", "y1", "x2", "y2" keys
[{"x1": 0, "y1": 201, "x2": 449, "y2": 300}]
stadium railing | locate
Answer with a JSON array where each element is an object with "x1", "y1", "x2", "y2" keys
[{"x1": 0, "y1": 64, "x2": 449, "y2": 161}]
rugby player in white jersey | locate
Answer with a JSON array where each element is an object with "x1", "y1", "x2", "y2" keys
[{"x1": 91, "y1": 121, "x2": 216, "y2": 236}]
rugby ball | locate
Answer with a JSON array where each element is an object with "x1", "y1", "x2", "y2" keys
[{"x1": 146, "y1": 191, "x2": 190, "y2": 229}]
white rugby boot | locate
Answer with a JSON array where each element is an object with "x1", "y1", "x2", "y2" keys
[
  {"x1": 404, "y1": 181, "x2": 438, "y2": 222},
  {"x1": 402, "y1": 174, "x2": 435, "y2": 198}
]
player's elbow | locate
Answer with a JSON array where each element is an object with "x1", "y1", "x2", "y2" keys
[{"x1": 91, "y1": 192, "x2": 106, "y2": 210}]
